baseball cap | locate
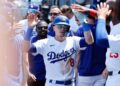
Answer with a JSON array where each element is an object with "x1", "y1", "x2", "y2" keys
[
  {"x1": 28, "y1": 4, "x2": 39, "y2": 14},
  {"x1": 52, "y1": 15, "x2": 70, "y2": 26},
  {"x1": 87, "y1": 4, "x2": 97, "y2": 19}
]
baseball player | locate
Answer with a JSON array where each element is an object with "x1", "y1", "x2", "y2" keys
[
  {"x1": 23, "y1": 15, "x2": 94, "y2": 86},
  {"x1": 47, "y1": 6, "x2": 61, "y2": 37},
  {"x1": 76, "y1": 10, "x2": 107, "y2": 86},
  {"x1": 27, "y1": 20, "x2": 48, "y2": 86},
  {"x1": 96, "y1": 1, "x2": 120, "y2": 86}
]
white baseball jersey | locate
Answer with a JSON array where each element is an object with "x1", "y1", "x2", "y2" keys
[
  {"x1": 33, "y1": 36, "x2": 85, "y2": 80},
  {"x1": 106, "y1": 22, "x2": 120, "y2": 71}
]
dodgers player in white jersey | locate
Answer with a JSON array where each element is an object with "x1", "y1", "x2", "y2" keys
[
  {"x1": 23, "y1": 14, "x2": 94, "y2": 86},
  {"x1": 96, "y1": 1, "x2": 120, "y2": 86}
]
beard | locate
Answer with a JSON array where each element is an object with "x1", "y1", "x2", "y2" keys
[{"x1": 38, "y1": 30, "x2": 47, "y2": 39}]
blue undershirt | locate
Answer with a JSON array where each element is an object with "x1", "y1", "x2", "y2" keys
[
  {"x1": 76, "y1": 23, "x2": 107, "y2": 76},
  {"x1": 96, "y1": 19, "x2": 109, "y2": 48}
]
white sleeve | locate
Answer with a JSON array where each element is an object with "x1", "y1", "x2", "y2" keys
[
  {"x1": 32, "y1": 40, "x2": 44, "y2": 55},
  {"x1": 108, "y1": 35, "x2": 120, "y2": 52}
]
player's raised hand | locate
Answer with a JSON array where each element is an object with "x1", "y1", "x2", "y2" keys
[
  {"x1": 27, "y1": 13, "x2": 38, "y2": 28},
  {"x1": 12, "y1": 22, "x2": 24, "y2": 35},
  {"x1": 28, "y1": 72, "x2": 36, "y2": 82},
  {"x1": 6, "y1": 22, "x2": 23, "y2": 37},
  {"x1": 97, "y1": 3, "x2": 112, "y2": 19},
  {"x1": 102, "y1": 68, "x2": 108, "y2": 79},
  {"x1": 12, "y1": 22, "x2": 23, "y2": 33},
  {"x1": 12, "y1": 22, "x2": 23, "y2": 30}
]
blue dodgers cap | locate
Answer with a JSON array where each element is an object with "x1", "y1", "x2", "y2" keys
[
  {"x1": 52, "y1": 15, "x2": 70, "y2": 26},
  {"x1": 28, "y1": 4, "x2": 39, "y2": 14}
]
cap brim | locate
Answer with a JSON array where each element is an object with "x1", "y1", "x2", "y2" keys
[
  {"x1": 28, "y1": 9, "x2": 39, "y2": 14},
  {"x1": 55, "y1": 22, "x2": 70, "y2": 26}
]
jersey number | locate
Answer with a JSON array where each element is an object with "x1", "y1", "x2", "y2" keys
[
  {"x1": 110, "y1": 53, "x2": 119, "y2": 58},
  {"x1": 70, "y1": 58, "x2": 74, "y2": 67}
]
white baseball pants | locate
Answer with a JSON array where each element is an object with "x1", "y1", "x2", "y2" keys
[{"x1": 76, "y1": 74, "x2": 106, "y2": 86}]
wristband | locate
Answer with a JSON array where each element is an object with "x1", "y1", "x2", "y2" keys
[
  {"x1": 83, "y1": 23, "x2": 92, "y2": 32},
  {"x1": 24, "y1": 27, "x2": 33, "y2": 41},
  {"x1": 89, "y1": 9, "x2": 97, "y2": 18}
]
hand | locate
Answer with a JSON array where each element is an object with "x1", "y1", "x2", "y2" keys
[
  {"x1": 12, "y1": 22, "x2": 23, "y2": 30},
  {"x1": 102, "y1": 68, "x2": 108, "y2": 79},
  {"x1": 12, "y1": 22, "x2": 23, "y2": 34},
  {"x1": 28, "y1": 72, "x2": 36, "y2": 82},
  {"x1": 71, "y1": 4, "x2": 89, "y2": 13},
  {"x1": 7, "y1": 22, "x2": 23, "y2": 37},
  {"x1": 27, "y1": 13, "x2": 38, "y2": 28},
  {"x1": 97, "y1": 3, "x2": 112, "y2": 19}
]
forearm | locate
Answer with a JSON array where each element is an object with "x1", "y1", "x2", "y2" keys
[
  {"x1": 83, "y1": 24, "x2": 94, "y2": 44},
  {"x1": 22, "y1": 53, "x2": 29, "y2": 86},
  {"x1": 75, "y1": 50, "x2": 81, "y2": 69},
  {"x1": 96, "y1": 19, "x2": 109, "y2": 48},
  {"x1": 22, "y1": 27, "x2": 33, "y2": 52},
  {"x1": 71, "y1": 4, "x2": 97, "y2": 16},
  {"x1": 79, "y1": 6, "x2": 97, "y2": 18},
  {"x1": 84, "y1": 30, "x2": 94, "y2": 44}
]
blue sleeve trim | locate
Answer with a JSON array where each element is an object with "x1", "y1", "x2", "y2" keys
[
  {"x1": 76, "y1": 27, "x2": 84, "y2": 37},
  {"x1": 24, "y1": 27, "x2": 33, "y2": 41},
  {"x1": 29, "y1": 45, "x2": 37, "y2": 53},
  {"x1": 83, "y1": 23, "x2": 92, "y2": 32},
  {"x1": 79, "y1": 38, "x2": 88, "y2": 47},
  {"x1": 96, "y1": 19, "x2": 109, "y2": 48}
]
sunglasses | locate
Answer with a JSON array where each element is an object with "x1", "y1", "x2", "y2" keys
[
  {"x1": 37, "y1": 26, "x2": 48, "y2": 30},
  {"x1": 55, "y1": 24, "x2": 70, "y2": 31},
  {"x1": 50, "y1": 13, "x2": 59, "y2": 16}
]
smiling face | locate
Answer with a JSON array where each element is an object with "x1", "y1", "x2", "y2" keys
[
  {"x1": 36, "y1": 21, "x2": 48, "y2": 39},
  {"x1": 52, "y1": 15, "x2": 70, "y2": 41}
]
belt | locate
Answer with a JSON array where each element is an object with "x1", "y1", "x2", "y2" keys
[
  {"x1": 49, "y1": 79, "x2": 72, "y2": 85},
  {"x1": 108, "y1": 71, "x2": 120, "y2": 76}
]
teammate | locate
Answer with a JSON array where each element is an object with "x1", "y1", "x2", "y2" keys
[
  {"x1": 76, "y1": 11, "x2": 107, "y2": 86},
  {"x1": 60, "y1": 5, "x2": 79, "y2": 34},
  {"x1": 47, "y1": 6, "x2": 61, "y2": 37},
  {"x1": 23, "y1": 15, "x2": 94, "y2": 86},
  {"x1": 96, "y1": 1, "x2": 120, "y2": 86},
  {"x1": 27, "y1": 20, "x2": 48, "y2": 86}
]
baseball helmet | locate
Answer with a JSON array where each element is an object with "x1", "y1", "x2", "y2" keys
[{"x1": 52, "y1": 15, "x2": 70, "y2": 26}]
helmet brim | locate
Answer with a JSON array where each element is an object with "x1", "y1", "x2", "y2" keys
[{"x1": 55, "y1": 22, "x2": 70, "y2": 26}]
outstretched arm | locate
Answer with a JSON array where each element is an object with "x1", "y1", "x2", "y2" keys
[
  {"x1": 96, "y1": 3, "x2": 112, "y2": 48},
  {"x1": 78, "y1": 23, "x2": 94, "y2": 48},
  {"x1": 96, "y1": 19, "x2": 109, "y2": 48},
  {"x1": 22, "y1": 13, "x2": 38, "y2": 52},
  {"x1": 71, "y1": 4, "x2": 97, "y2": 18}
]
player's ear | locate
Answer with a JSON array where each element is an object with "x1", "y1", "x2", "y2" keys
[{"x1": 52, "y1": 25, "x2": 55, "y2": 31}]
